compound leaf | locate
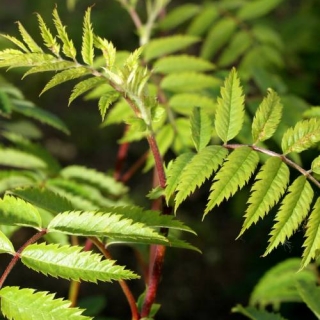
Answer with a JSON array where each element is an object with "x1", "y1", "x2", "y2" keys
[
  {"x1": 21, "y1": 243, "x2": 139, "y2": 282},
  {"x1": 281, "y1": 119, "x2": 320, "y2": 154},
  {"x1": 0, "y1": 286, "x2": 91, "y2": 320},
  {"x1": 175, "y1": 145, "x2": 228, "y2": 211},
  {"x1": 252, "y1": 89, "x2": 283, "y2": 143},
  {"x1": 81, "y1": 7, "x2": 94, "y2": 66},
  {"x1": 301, "y1": 197, "x2": 320, "y2": 269},
  {"x1": 239, "y1": 157, "x2": 289, "y2": 238},
  {"x1": 205, "y1": 147, "x2": 259, "y2": 216},
  {"x1": 0, "y1": 194, "x2": 42, "y2": 228},
  {"x1": 190, "y1": 107, "x2": 212, "y2": 151},
  {"x1": 215, "y1": 68, "x2": 245, "y2": 143},
  {"x1": 264, "y1": 176, "x2": 314, "y2": 256}
]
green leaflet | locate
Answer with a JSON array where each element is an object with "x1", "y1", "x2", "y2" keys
[
  {"x1": 238, "y1": 157, "x2": 289, "y2": 238},
  {"x1": 11, "y1": 99, "x2": 69, "y2": 134},
  {"x1": 218, "y1": 31, "x2": 252, "y2": 67},
  {"x1": 48, "y1": 210, "x2": 169, "y2": 245},
  {"x1": 143, "y1": 35, "x2": 199, "y2": 61},
  {"x1": 69, "y1": 77, "x2": 106, "y2": 105},
  {"x1": 165, "y1": 152, "x2": 195, "y2": 204},
  {"x1": 0, "y1": 90, "x2": 13, "y2": 115},
  {"x1": 174, "y1": 145, "x2": 228, "y2": 212},
  {"x1": 81, "y1": 7, "x2": 94, "y2": 66},
  {"x1": 0, "y1": 53, "x2": 55, "y2": 69},
  {"x1": 232, "y1": 304, "x2": 287, "y2": 320},
  {"x1": 36, "y1": 13, "x2": 60, "y2": 56},
  {"x1": 94, "y1": 36, "x2": 116, "y2": 69},
  {"x1": 252, "y1": 25, "x2": 283, "y2": 50},
  {"x1": 250, "y1": 258, "x2": 316, "y2": 309},
  {"x1": 296, "y1": 279, "x2": 320, "y2": 319},
  {"x1": 301, "y1": 197, "x2": 320, "y2": 269},
  {"x1": 158, "y1": 4, "x2": 199, "y2": 31},
  {"x1": 168, "y1": 93, "x2": 216, "y2": 116},
  {"x1": 264, "y1": 176, "x2": 314, "y2": 256},
  {"x1": 22, "y1": 61, "x2": 76, "y2": 78},
  {"x1": 237, "y1": 0, "x2": 284, "y2": 21},
  {"x1": 153, "y1": 55, "x2": 215, "y2": 74},
  {"x1": 187, "y1": 4, "x2": 219, "y2": 36},
  {"x1": 60, "y1": 165, "x2": 128, "y2": 196},
  {"x1": 281, "y1": 118, "x2": 320, "y2": 154},
  {"x1": 0, "y1": 147, "x2": 47, "y2": 170},
  {"x1": 16, "y1": 21, "x2": 43, "y2": 53},
  {"x1": 98, "y1": 91, "x2": 120, "y2": 121},
  {"x1": 0, "y1": 286, "x2": 91, "y2": 320},
  {"x1": 204, "y1": 147, "x2": 259, "y2": 217},
  {"x1": 161, "y1": 72, "x2": 221, "y2": 93},
  {"x1": 0, "y1": 230, "x2": 15, "y2": 254},
  {"x1": 190, "y1": 107, "x2": 212, "y2": 152},
  {"x1": 3, "y1": 132, "x2": 61, "y2": 174},
  {"x1": 10, "y1": 187, "x2": 74, "y2": 214},
  {"x1": 0, "y1": 34, "x2": 30, "y2": 52},
  {"x1": 52, "y1": 7, "x2": 77, "y2": 59},
  {"x1": 0, "y1": 170, "x2": 34, "y2": 194},
  {"x1": 0, "y1": 195, "x2": 42, "y2": 228},
  {"x1": 40, "y1": 67, "x2": 90, "y2": 95},
  {"x1": 215, "y1": 68, "x2": 245, "y2": 144},
  {"x1": 104, "y1": 206, "x2": 196, "y2": 234},
  {"x1": 311, "y1": 156, "x2": 320, "y2": 174},
  {"x1": 200, "y1": 17, "x2": 237, "y2": 60},
  {"x1": 21, "y1": 243, "x2": 139, "y2": 282},
  {"x1": 252, "y1": 89, "x2": 283, "y2": 143}
]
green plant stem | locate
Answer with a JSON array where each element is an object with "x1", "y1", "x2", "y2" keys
[
  {"x1": 89, "y1": 237, "x2": 140, "y2": 320},
  {"x1": 226, "y1": 143, "x2": 320, "y2": 188},
  {"x1": 0, "y1": 229, "x2": 47, "y2": 289}
]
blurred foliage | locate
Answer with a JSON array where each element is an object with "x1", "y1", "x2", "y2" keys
[{"x1": 0, "y1": 0, "x2": 320, "y2": 319}]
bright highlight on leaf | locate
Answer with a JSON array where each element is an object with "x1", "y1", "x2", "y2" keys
[
  {"x1": 252, "y1": 89, "x2": 282, "y2": 144},
  {"x1": 21, "y1": 243, "x2": 139, "y2": 282},
  {"x1": 0, "y1": 230, "x2": 15, "y2": 255},
  {"x1": 0, "y1": 286, "x2": 91, "y2": 320},
  {"x1": 215, "y1": 67, "x2": 245, "y2": 143},
  {"x1": 264, "y1": 176, "x2": 313, "y2": 256},
  {"x1": 81, "y1": 7, "x2": 94, "y2": 66}
]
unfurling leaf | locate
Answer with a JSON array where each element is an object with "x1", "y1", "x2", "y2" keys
[
  {"x1": 0, "y1": 286, "x2": 91, "y2": 320},
  {"x1": 281, "y1": 119, "x2": 320, "y2": 154},
  {"x1": 21, "y1": 242, "x2": 139, "y2": 282},
  {"x1": 215, "y1": 68, "x2": 245, "y2": 143},
  {"x1": 252, "y1": 89, "x2": 282, "y2": 143},
  {"x1": 81, "y1": 7, "x2": 94, "y2": 65}
]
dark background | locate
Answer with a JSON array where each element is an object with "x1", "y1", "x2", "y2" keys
[{"x1": 1, "y1": 1, "x2": 320, "y2": 319}]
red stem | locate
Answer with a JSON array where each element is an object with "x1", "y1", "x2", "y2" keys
[
  {"x1": 89, "y1": 237, "x2": 140, "y2": 320},
  {"x1": 0, "y1": 229, "x2": 47, "y2": 289}
]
